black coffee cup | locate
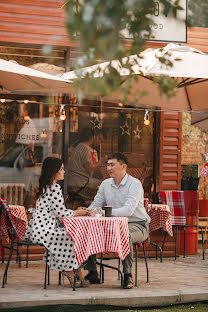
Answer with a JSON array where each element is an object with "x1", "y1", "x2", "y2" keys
[{"x1": 102, "y1": 206, "x2": 112, "y2": 217}]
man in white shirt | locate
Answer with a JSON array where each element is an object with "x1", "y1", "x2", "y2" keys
[{"x1": 84, "y1": 152, "x2": 150, "y2": 289}]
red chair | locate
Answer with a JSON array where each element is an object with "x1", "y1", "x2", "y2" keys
[{"x1": 159, "y1": 191, "x2": 205, "y2": 260}]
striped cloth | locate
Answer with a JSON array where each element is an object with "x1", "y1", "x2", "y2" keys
[
  {"x1": 0, "y1": 199, "x2": 28, "y2": 241},
  {"x1": 9, "y1": 205, "x2": 28, "y2": 239},
  {"x1": 62, "y1": 216, "x2": 130, "y2": 265},
  {"x1": 148, "y1": 204, "x2": 173, "y2": 236},
  {"x1": 159, "y1": 191, "x2": 186, "y2": 226}
]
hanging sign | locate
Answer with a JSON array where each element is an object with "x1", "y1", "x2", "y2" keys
[
  {"x1": 121, "y1": 0, "x2": 187, "y2": 43},
  {"x1": 150, "y1": 0, "x2": 187, "y2": 43}
]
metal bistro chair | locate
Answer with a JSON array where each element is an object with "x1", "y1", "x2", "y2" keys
[
  {"x1": 144, "y1": 198, "x2": 163, "y2": 263},
  {"x1": 98, "y1": 199, "x2": 154, "y2": 287},
  {"x1": 67, "y1": 170, "x2": 90, "y2": 209},
  {"x1": 158, "y1": 191, "x2": 205, "y2": 260},
  {"x1": 0, "y1": 199, "x2": 57, "y2": 289},
  {"x1": 133, "y1": 199, "x2": 163, "y2": 287}
]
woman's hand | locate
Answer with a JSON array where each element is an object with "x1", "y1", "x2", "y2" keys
[{"x1": 74, "y1": 208, "x2": 89, "y2": 217}]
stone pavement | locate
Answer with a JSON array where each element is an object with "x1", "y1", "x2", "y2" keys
[{"x1": 0, "y1": 255, "x2": 208, "y2": 310}]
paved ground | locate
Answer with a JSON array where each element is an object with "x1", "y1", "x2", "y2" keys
[{"x1": 0, "y1": 255, "x2": 208, "y2": 310}]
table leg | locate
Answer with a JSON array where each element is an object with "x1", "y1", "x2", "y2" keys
[{"x1": 94, "y1": 257, "x2": 123, "y2": 288}]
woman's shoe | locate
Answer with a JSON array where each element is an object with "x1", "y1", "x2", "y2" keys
[{"x1": 62, "y1": 271, "x2": 82, "y2": 288}]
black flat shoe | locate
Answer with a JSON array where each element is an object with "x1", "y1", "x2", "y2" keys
[{"x1": 84, "y1": 272, "x2": 100, "y2": 284}]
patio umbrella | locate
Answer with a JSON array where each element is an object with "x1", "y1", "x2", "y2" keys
[
  {"x1": 61, "y1": 43, "x2": 208, "y2": 112},
  {"x1": 191, "y1": 112, "x2": 208, "y2": 131},
  {"x1": 0, "y1": 59, "x2": 71, "y2": 95}
]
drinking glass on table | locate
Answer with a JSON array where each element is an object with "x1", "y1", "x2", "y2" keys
[{"x1": 89, "y1": 208, "x2": 104, "y2": 218}]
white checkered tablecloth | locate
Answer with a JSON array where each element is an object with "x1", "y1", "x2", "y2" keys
[
  {"x1": 62, "y1": 216, "x2": 130, "y2": 265},
  {"x1": 8, "y1": 205, "x2": 28, "y2": 239},
  {"x1": 148, "y1": 204, "x2": 173, "y2": 236}
]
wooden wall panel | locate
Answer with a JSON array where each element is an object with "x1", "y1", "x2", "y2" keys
[
  {"x1": 146, "y1": 27, "x2": 208, "y2": 53},
  {"x1": 0, "y1": 0, "x2": 77, "y2": 47},
  {"x1": 0, "y1": 0, "x2": 207, "y2": 52},
  {"x1": 159, "y1": 112, "x2": 182, "y2": 191}
]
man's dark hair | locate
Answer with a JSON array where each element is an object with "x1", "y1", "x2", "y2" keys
[{"x1": 108, "y1": 153, "x2": 128, "y2": 165}]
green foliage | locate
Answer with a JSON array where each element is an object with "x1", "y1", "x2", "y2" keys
[
  {"x1": 65, "y1": 0, "x2": 183, "y2": 103},
  {"x1": 188, "y1": 0, "x2": 208, "y2": 27},
  {"x1": 0, "y1": 101, "x2": 19, "y2": 122}
]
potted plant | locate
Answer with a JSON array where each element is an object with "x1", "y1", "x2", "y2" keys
[
  {"x1": 199, "y1": 152, "x2": 208, "y2": 216},
  {"x1": 181, "y1": 164, "x2": 200, "y2": 191}
]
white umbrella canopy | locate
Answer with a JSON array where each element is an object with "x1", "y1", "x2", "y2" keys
[
  {"x1": 0, "y1": 59, "x2": 71, "y2": 95},
  {"x1": 61, "y1": 43, "x2": 208, "y2": 112}
]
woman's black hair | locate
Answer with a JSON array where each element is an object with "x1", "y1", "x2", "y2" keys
[{"x1": 36, "y1": 157, "x2": 62, "y2": 199}]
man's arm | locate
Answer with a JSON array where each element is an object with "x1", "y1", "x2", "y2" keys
[
  {"x1": 112, "y1": 181, "x2": 143, "y2": 217},
  {"x1": 88, "y1": 182, "x2": 106, "y2": 209}
]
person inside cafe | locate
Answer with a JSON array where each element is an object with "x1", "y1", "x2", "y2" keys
[
  {"x1": 68, "y1": 126, "x2": 105, "y2": 199},
  {"x1": 24, "y1": 156, "x2": 89, "y2": 288},
  {"x1": 82, "y1": 152, "x2": 150, "y2": 289}
]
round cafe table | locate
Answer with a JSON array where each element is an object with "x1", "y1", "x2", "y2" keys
[{"x1": 62, "y1": 216, "x2": 130, "y2": 265}]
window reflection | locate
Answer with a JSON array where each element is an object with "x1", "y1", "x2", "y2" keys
[{"x1": 0, "y1": 99, "x2": 154, "y2": 209}]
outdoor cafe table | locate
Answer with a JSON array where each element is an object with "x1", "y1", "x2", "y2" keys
[
  {"x1": 148, "y1": 203, "x2": 173, "y2": 236},
  {"x1": 62, "y1": 216, "x2": 130, "y2": 265}
]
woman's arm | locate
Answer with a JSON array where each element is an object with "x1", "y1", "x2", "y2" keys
[{"x1": 50, "y1": 184, "x2": 88, "y2": 217}]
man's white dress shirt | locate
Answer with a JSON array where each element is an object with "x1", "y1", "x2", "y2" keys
[{"x1": 89, "y1": 174, "x2": 150, "y2": 223}]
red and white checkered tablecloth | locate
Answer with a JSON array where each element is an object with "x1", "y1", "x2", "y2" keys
[
  {"x1": 148, "y1": 204, "x2": 173, "y2": 236},
  {"x1": 9, "y1": 205, "x2": 28, "y2": 239},
  {"x1": 62, "y1": 216, "x2": 130, "y2": 265},
  {"x1": 1, "y1": 201, "x2": 28, "y2": 241}
]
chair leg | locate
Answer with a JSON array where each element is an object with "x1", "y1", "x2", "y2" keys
[
  {"x1": 183, "y1": 228, "x2": 186, "y2": 258},
  {"x1": 198, "y1": 225, "x2": 205, "y2": 260},
  {"x1": 149, "y1": 242, "x2": 163, "y2": 263},
  {"x1": 134, "y1": 244, "x2": 138, "y2": 287},
  {"x1": 2, "y1": 243, "x2": 14, "y2": 288},
  {"x1": 26, "y1": 245, "x2": 29, "y2": 268},
  {"x1": 161, "y1": 231, "x2": 167, "y2": 250},
  {"x1": 2, "y1": 246, "x2": 4, "y2": 264},
  {"x1": 143, "y1": 242, "x2": 149, "y2": 283},
  {"x1": 175, "y1": 226, "x2": 178, "y2": 260},
  {"x1": 58, "y1": 271, "x2": 62, "y2": 285},
  {"x1": 73, "y1": 269, "x2": 77, "y2": 291},
  {"x1": 100, "y1": 253, "x2": 103, "y2": 283},
  {"x1": 48, "y1": 265, "x2": 50, "y2": 285},
  {"x1": 44, "y1": 250, "x2": 49, "y2": 289},
  {"x1": 118, "y1": 258, "x2": 120, "y2": 280},
  {"x1": 16, "y1": 245, "x2": 19, "y2": 264}
]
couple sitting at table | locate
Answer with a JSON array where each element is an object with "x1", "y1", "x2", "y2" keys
[{"x1": 25, "y1": 153, "x2": 150, "y2": 289}]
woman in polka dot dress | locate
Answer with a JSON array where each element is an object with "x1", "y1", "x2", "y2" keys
[{"x1": 24, "y1": 157, "x2": 89, "y2": 287}]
